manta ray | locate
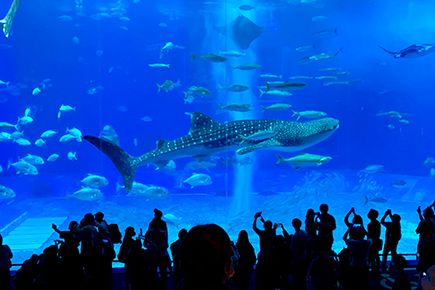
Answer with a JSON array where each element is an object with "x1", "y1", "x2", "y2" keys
[
  {"x1": 84, "y1": 112, "x2": 339, "y2": 192},
  {"x1": 214, "y1": 15, "x2": 267, "y2": 50},
  {"x1": 0, "y1": 0, "x2": 21, "y2": 38},
  {"x1": 379, "y1": 44, "x2": 435, "y2": 59}
]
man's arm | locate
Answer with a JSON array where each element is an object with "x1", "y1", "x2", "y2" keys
[
  {"x1": 381, "y1": 210, "x2": 390, "y2": 227},
  {"x1": 344, "y1": 208, "x2": 353, "y2": 228},
  {"x1": 417, "y1": 206, "x2": 424, "y2": 222},
  {"x1": 342, "y1": 228, "x2": 350, "y2": 241},
  {"x1": 253, "y1": 215, "x2": 261, "y2": 235}
]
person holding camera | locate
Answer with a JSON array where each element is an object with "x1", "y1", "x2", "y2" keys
[
  {"x1": 314, "y1": 204, "x2": 336, "y2": 252},
  {"x1": 380, "y1": 209, "x2": 402, "y2": 270},
  {"x1": 253, "y1": 211, "x2": 274, "y2": 290}
]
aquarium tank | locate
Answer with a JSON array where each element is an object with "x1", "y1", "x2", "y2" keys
[{"x1": 0, "y1": 0, "x2": 433, "y2": 265}]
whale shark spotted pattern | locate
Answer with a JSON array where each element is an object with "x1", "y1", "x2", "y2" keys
[{"x1": 84, "y1": 112, "x2": 339, "y2": 192}]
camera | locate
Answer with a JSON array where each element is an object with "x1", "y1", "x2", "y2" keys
[{"x1": 254, "y1": 211, "x2": 262, "y2": 218}]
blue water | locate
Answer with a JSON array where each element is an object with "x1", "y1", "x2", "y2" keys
[{"x1": 1, "y1": 0, "x2": 434, "y2": 264}]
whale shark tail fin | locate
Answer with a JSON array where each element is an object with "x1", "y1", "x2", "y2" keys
[
  {"x1": 83, "y1": 135, "x2": 138, "y2": 192},
  {"x1": 378, "y1": 45, "x2": 396, "y2": 55}
]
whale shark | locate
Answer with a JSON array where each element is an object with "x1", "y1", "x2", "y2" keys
[
  {"x1": 379, "y1": 44, "x2": 435, "y2": 59},
  {"x1": 84, "y1": 112, "x2": 339, "y2": 192},
  {"x1": 0, "y1": 0, "x2": 21, "y2": 38}
]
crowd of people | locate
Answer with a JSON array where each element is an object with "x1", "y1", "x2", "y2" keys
[{"x1": 0, "y1": 202, "x2": 435, "y2": 290}]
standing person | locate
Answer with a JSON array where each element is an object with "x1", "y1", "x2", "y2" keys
[
  {"x1": 171, "y1": 228, "x2": 187, "y2": 290},
  {"x1": 145, "y1": 217, "x2": 169, "y2": 289},
  {"x1": 149, "y1": 209, "x2": 168, "y2": 234},
  {"x1": 118, "y1": 226, "x2": 136, "y2": 290},
  {"x1": 0, "y1": 234, "x2": 13, "y2": 290},
  {"x1": 367, "y1": 209, "x2": 381, "y2": 276},
  {"x1": 315, "y1": 204, "x2": 336, "y2": 252},
  {"x1": 381, "y1": 209, "x2": 402, "y2": 270},
  {"x1": 253, "y1": 211, "x2": 274, "y2": 290},
  {"x1": 290, "y1": 218, "x2": 309, "y2": 290},
  {"x1": 232, "y1": 230, "x2": 256, "y2": 290},
  {"x1": 305, "y1": 209, "x2": 317, "y2": 259},
  {"x1": 343, "y1": 227, "x2": 372, "y2": 290},
  {"x1": 344, "y1": 207, "x2": 364, "y2": 239}
]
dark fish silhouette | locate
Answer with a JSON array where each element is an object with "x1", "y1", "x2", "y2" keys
[
  {"x1": 214, "y1": 15, "x2": 267, "y2": 49},
  {"x1": 379, "y1": 44, "x2": 435, "y2": 58},
  {"x1": 84, "y1": 112, "x2": 339, "y2": 192}
]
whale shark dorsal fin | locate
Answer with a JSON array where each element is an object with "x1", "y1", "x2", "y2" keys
[
  {"x1": 189, "y1": 112, "x2": 219, "y2": 134},
  {"x1": 156, "y1": 139, "x2": 169, "y2": 149},
  {"x1": 154, "y1": 161, "x2": 169, "y2": 169}
]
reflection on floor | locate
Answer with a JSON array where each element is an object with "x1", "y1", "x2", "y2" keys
[{"x1": 3, "y1": 217, "x2": 67, "y2": 250}]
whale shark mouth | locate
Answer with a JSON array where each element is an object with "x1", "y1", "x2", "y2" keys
[{"x1": 84, "y1": 112, "x2": 339, "y2": 192}]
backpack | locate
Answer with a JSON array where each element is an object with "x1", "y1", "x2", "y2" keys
[{"x1": 108, "y1": 223, "x2": 122, "y2": 244}]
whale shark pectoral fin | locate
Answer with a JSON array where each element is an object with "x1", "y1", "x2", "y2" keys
[
  {"x1": 83, "y1": 135, "x2": 137, "y2": 192},
  {"x1": 236, "y1": 139, "x2": 280, "y2": 155},
  {"x1": 378, "y1": 45, "x2": 397, "y2": 55}
]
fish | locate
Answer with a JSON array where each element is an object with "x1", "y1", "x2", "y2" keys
[
  {"x1": 292, "y1": 110, "x2": 327, "y2": 120},
  {"x1": 261, "y1": 103, "x2": 292, "y2": 112},
  {"x1": 0, "y1": 164, "x2": 2, "y2": 172},
  {"x1": 316, "y1": 28, "x2": 338, "y2": 37},
  {"x1": 41, "y1": 130, "x2": 58, "y2": 138},
  {"x1": 219, "y1": 50, "x2": 246, "y2": 57},
  {"x1": 289, "y1": 76, "x2": 313, "y2": 80},
  {"x1": 0, "y1": 0, "x2": 21, "y2": 37},
  {"x1": 35, "y1": 139, "x2": 46, "y2": 147},
  {"x1": 149, "y1": 63, "x2": 170, "y2": 68},
  {"x1": 239, "y1": 130, "x2": 278, "y2": 144},
  {"x1": 259, "y1": 89, "x2": 292, "y2": 98},
  {"x1": 223, "y1": 155, "x2": 254, "y2": 167},
  {"x1": 431, "y1": 168, "x2": 435, "y2": 178},
  {"x1": 17, "y1": 115, "x2": 33, "y2": 125},
  {"x1": 58, "y1": 15, "x2": 73, "y2": 21},
  {"x1": 231, "y1": 63, "x2": 261, "y2": 71},
  {"x1": 261, "y1": 74, "x2": 282, "y2": 79},
  {"x1": 183, "y1": 173, "x2": 213, "y2": 188},
  {"x1": 364, "y1": 195, "x2": 387, "y2": 205},
  {"x1": 22, "y1": 154, "x2": 44, "y2": 165},
  {"x1": 185, "y1": 160, "x2": 217, "y2": 172},
  {"x1": 330, "y1": 70, "x2": 351, "y2": 76},
  {"x1": 422, "y1": 157, "x2": 435, "y2": 167},
  {"x1": 163, "y1": 214, "x2": 182, "y2": 228},
  {"x1": 58, "y1": 104, "x2": 75, "y2": 118},
  {"x1": 100, "y1": 125, "x2": 120, "y2": 146},
  {"x1": 66, "y1": 127, "x2": 82, "y2": 142},
  {"x1": 323, "y1": 81, "x2": 348, "y2": 86},
  {"x1": 9, "y1": 160, "x2": 38, "y2": 175},
  {"x1": 116, "y1": 181, "x2": 149, "y2": 194},
  {"x1": 69, "y1": 187, "x2": 103, "y2": 201},
  {"x1": 379, "y1": 44, "x2": 435, "y2": 58},
  {"x1": 14, "y1": 138, "x2": 30, "y2": 146},
  {"x1": 72, "y1": 36, "x2": 79, "y2": 44},
  {"x1": 0, "y1": 185, "x2": 15, "y2": 199},
  {"x1": 309, "y1": 52, "x2": 339, "y2": 61},
  {"x1": 296, "y1": 45, "x2": 314, "y2": 52},
  {"x1": 157, "y1": 79, "x2": 181, "y2": 93},
  {"x1": 191, "y1": 53, "x2": 227, "y2": 62},
  {"x1": 141, "y1": 116, "x2": 153, "y2": 122},
  {"x1": 399, "y1": 119, "x2": 409, "y2": 125},
  {"x1": 68, "y1": 152, "x2": 77, "y2": 161},
  {"x1": 387, "y1": 124, "x2": 395, "y2": 130},
  {"x1": 119, "y1": 16, "x2": 130, "y2": 21},
  {"x1": 140, "y1": 186, "x2": 170, "y2": 199},
  {"x1": 218, "y1": 103, "x2": 253, "y2": 112},
  {"x1": 159, "y1": 23, "x2": 168, "y2": 28},
  {"x1": 391, "y1": 180, "x2": 406, "y2": 188},
  {"x1": 184, "y1": 86, "x2": 211, "y2": 97},
  {"x1": 265, "y1": 81, "x2": 306, "y2": 93},
  {"x1": 83, "y1": 112, "x2": 339, "y2": 191},
  {"x1": 218, "y1": 84, "x2": 249, "y2": 92},
  {"x1": 59, "y1": 134, "x2": 79, "y2": 143},
  {"x1": 315, "y1": 76, "x2": 337, "y2": 80},
  {"x1": 319, "y1": 68, "x2": 341, "y2": 72},
  {"x1": 79, "y1": 174, "x2": 109, "y2": 187},
  {"x1": 239, "y1": 4, "x2": 254, "y2": 11},
  {"x1": 376, "y1": 111, "x2": 402, "y2": 118},
  {"x1": 47, "y1": 154, "x2": 59, "y2": 162},
  {"x1": 275, "y1": 153, "x2": 332, "y2": 168},
  {"x1": 360, "y1": 165, "x2": 383, "y2": 174},
  {"x1": 214, "y1": 15, "x2": 267, "y2": 49},
  {"x1": 0, "y1": 122, "x2": 17, "y2": 129}
]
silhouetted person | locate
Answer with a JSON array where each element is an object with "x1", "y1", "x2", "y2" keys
[
  {"x1": 149, "y1": 208, "x2": 168, "y2": 234},
  {"x1": 253, "y1": 212, "x2": 274, "y2": 290},
  {"x1": 381, "y1": 209, "x2": 401, "y2": 270},
  {"x1": 306, "y1": 242, "x2": 340, "y2": 290},
  {"x1": 0, "y1": 234, "x2": 13, "y2": 290},
  {"x1": 343, "y1": 227, "x2": 372, "y2": 290},
  {"x1": 305, "y1": 208, "x2": 317, "y2": 258},
  {"x1": 119, "y1": 226, "x2": 136, "y2": 290},
  {"x1": 171, "y1": 228, "x2": 187, "y2": 289},
  {"x1": 392, "y1": 255, "x2": 411, "y2": 290},
  {"x1": 232, "y1": 230, "x2": 256, "y2": 290},
  {"x1": 52, "y1": 221, "x2": 80, "y2": 248},
  {"x1": 177, "y1": 224, "x2": 235, "y2": 290},
  {"x1": 290, "y1": 218, "x2": 309, "y2": 290},
  {"x1": 416, "y1": 206, "x2": 435, "y2": 289},
  {"x1": 129, "y1": 238, "x2": 154, "y2": 290},
  {"x1": 145, "y1": 216, "x2": 170, "y2": 289},
  {"x1": 13, "y1": 254, "x2": 39, "y2": 290},
  {"x1": 38, "y1": 244, "x2": 62, "y2": 290},
  {"x1": 344, "y1": 207, "x2": 364, "y2": 239},
  {"x1": 271, "y1": 225, "x2": 292, "y2": 290},
  {"x1": 315, "y1": 204, "x2": 336, "y2": 251},
  {"x1": 367, "y1": 209, "x2": 381, "y2": 276}
]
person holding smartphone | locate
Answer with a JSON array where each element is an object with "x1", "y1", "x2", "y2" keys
[{"x1": 380, "y1": 209, "x2": 401, "y2": 270}]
